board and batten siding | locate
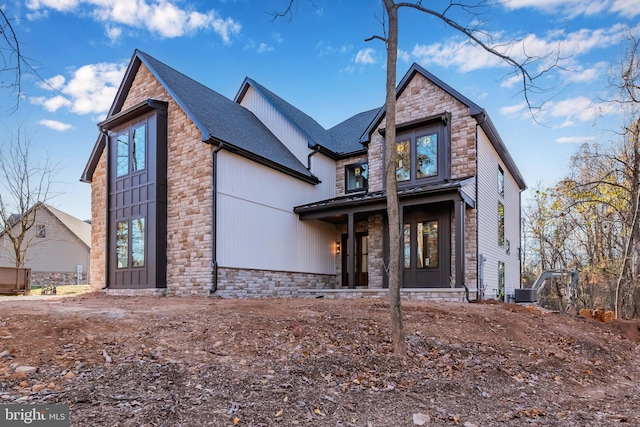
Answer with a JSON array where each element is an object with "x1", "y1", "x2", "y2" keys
[
  {"x1": 239, "y1": 86, "x2": 316, "y2": 168},
  {"x1": 0, "y1": 209, "x2": 90, "y2": 276},
  {"x1": 217, "y1": 150, "x2": 336, "y2": 274},
  {"x1": 476, "y1": 128, "x2": 521, "y2": 299}
]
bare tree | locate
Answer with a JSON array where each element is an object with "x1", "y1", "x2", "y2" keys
[
  {"x1": 0, "y1": 124, "x2": 57, "y2": 267},
  {"x1": 275, "y1": 0, "x2": 558, "y2": 354},
  {"x1": 1, "y1": 6, "x2": 39, "y2": 111}
]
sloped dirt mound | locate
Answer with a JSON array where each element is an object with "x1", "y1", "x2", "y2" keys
[{"x1": 0, "y1": 294, "x2": 639, "y2": 426}]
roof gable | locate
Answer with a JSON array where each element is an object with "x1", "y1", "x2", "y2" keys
[
  {"x1": 360, "y1": 63, "x2": 526, "y2": 190},
  {"x1": 236, "y1": 78, "x2": 373, "y2": 157},
  {"x1": 82, "y1": 50, "x2": 319, "y2": 184},
  {"x1": 0, "y1": 203, "x2": 90, "y2": 249}
]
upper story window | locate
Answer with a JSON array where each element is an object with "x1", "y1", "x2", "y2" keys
[
  {"x1": 498, "y1": 202, "x2": 505, "y2": 247},
  {"x1": 36, "y1": 224, "x2": 46, "y2": 238},
  {"x1": 498, "y1": 166, "x2": 504, "y2": 196},
  {"x1": 116, "y1": 122, "x2": 146, "y2": 177},
  {"x1": 346, "y1": 163, "x2": 368, "y2": 192},
  {"x1": 393, "y1": 123, "x2": 446, "y2": 186}
]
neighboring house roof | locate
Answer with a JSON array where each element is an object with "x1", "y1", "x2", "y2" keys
[
  {"x1": 82, "y1": 50, "x2": 319, "y2": 185},
  {"x1": 361, "y1": 63, "x2": 526, "y2": 190},
  {"x1": 0, "y1": 203, "x2": 90, "y2": 249},
  {"x1": 44, "y1": 205, "x2": 91, "y2": 248},
  {"x1": 235, "y1": 78, "x2": 375, "y2": 157}
]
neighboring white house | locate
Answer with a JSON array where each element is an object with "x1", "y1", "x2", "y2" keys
[{"x1": 0, "y1": 204, "x2": 91, "y2": 285}]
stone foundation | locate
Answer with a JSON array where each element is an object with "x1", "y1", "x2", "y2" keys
[
  {"x1": 31, "y1": 272, "x2": 89, "y2": 286},
  {"x1": 105, "y1": 288, "x2": 168, "y2": 297},
  {"x1": 298, "y1": 287, "x2": 472, "y2": 302},
  {"x1": 213, "y1": 267, "x2": 336, "y2": 298}
]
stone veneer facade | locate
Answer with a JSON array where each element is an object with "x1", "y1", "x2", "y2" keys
[
  {"x1": 332, "y1": 72, "x2": 479, "y2": 291},
  {"x1": 91, "y1": 63, "x2": 338, "y2": 297},
  {"x1": 31, "y1": 272, "x2": 88, "y2": 286},
  {"x1": 91, "y1": 61, "x2": 482, "y2": 298}
]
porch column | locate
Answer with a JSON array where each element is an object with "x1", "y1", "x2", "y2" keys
[
  {"x1": 455, "y1": 199, "x2": 466, "y2": 288},
  {"x1": 347, "y1": 213, "x2": 356, "y2": 289}
]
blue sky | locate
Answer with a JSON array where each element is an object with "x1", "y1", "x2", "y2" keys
[{"x1": 0, "y1": 0, "x2": 638, "y2": 220}]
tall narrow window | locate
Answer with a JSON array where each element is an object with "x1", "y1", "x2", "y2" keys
[
  {"x1": 498, "y1": 261, "x2": 505, "y2": 300},
  {"x1": 403, "y1": 224, "x2": 411, "y2": 268},
  {"x1": 116, "y1": 221, "x2": 128, "y2": 268},
  {"x1": 416, "y1": 134, "x2": 438, "y2": 178},
  {"x1": 131, "y1": 217, "x2": 145, "y2": 267},
  {"x1": 417, "y1": 220, "x2": 438, "y2": 268},
  {"x1": 498, "y1": 202, "x2": 505, "y2": 247},
  {"x1": 116, "y1": 132, "x2": 129, "y2": 177},
  {"x1": 132, "y1": 124, "x2": 146, "y2": 172},
  {"x1": 498, "y1": 166, "x2": 504, "y2": 196},
  {"x1": 396, "y1": 140, "x2": 411, "y2": 182}
]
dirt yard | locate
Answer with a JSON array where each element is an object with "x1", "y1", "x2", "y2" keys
[{"x1": 0, "y1": 293, "x2": 639, "y2": 427}]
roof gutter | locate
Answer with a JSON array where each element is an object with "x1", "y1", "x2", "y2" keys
[{"x1": 208, "y1": 140, "x2": 224, "y2": 296}]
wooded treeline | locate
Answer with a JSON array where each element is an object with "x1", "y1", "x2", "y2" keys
[{"x1": 522, "y1": 35, "x2": 640, "y2": 319}]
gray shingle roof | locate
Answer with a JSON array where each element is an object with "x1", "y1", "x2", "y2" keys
[
  {"x1": 136, "y1": 51, "x2": 318, "y2": 183},
  {"x1": 236, "y1": 78, "x2": 375, "y2": 157}
]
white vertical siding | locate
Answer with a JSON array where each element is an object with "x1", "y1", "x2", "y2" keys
[
  {"x1": 0, "y1": 209, "x2": 90, "y2": 275},
  {"x1": 217, "y1": 150, "x2": 336, "y2": 274},
  {"x1": 476, "y1": 128, "x2": 521, "y2": 299},
  {"x1": 240, "y1": 86, "x2": 311, "y2": 166}
]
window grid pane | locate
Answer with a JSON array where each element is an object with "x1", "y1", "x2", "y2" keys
[
  {"x1": 417, "y1": 220, "x2": 438, "y2": 268},
  {"x1": 346, "y1": 163, "x2": 368, "y2": 191},
  {"x1": 131, "y1": 217, "x2": 145, "y2": 267},
  {"x1": 396, "y1": 140, "x2": 411, "y2": 182},
  {"x1": 116, "y1": 133, "x2": 129, "y2": 177},
  {"x1": 403, "y1": 224, "x2": 411, "y2": 268},
  {"x1": 498, "y1": 202, "x2": 505, "y2": 246},
  {"x1": 116, "y1": 221, "x2": 128, "y2": 268},
  {"x1": 416, "y1": 134, "x2": 438, "y2": 178},
  {"x1": 132, "y1": 124, "x2": 146, "y2": 172}
]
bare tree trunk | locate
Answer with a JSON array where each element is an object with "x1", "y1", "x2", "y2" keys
[{"x1": 381, "y1": 0, "x2": 406, "y2": 355}]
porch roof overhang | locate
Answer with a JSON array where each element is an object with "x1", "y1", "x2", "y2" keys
[{"x1": 294, "y1": 177, "x2": 476, "y2": 223}]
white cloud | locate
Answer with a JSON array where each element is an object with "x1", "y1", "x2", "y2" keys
[
  {"x1": 398, "y1": 49, "x2": 410, "y2": 63},
  {"x1": 501, "y1": 96, "x2": 620, "y2": 126},
  {"x1": 316, "y1": 41, "x2": 353, "y2": 56},
  {"x1": 26, "y1": 0, "x2": 241, "y2": 42},
  {"x1": 31, "y1": 61, "x2": 127, "y2": 118},
  {"x1": 38, "y1": 119, "x2": 73, "y2": 131},
  {"x1": 556, "y1": 135, "x2": 595, "y2": 144},
  {"x1": 30, "y1": 95, "x2": 72, "y2": 112},
  {"x1": 411, "y1": 23, "x2": 634, "y2": 76},
  {"x1": 504, "y1": 0, "x2": 640, "y2": 18},
  {"x1": 272, "y1": 31, "x2": 283, "y2": 44},
  {"x1": 355, "y1": 48, "x2": 376, "y2": 65},
  {"x1": 36, "y1": 74, "x2": 66, "y2": 91},
  {"x1": 27, "y1": 0, "x2": 79, "y2": 12},
  {"x1": 105, "y1": 24, "x2": 123, "y2": 43},
  {"x1": 257, "y1": 43, "x2": 273, "y2": 54}
]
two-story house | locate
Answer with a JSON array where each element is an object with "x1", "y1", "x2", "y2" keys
[
  {"x1": 81, "y1": 50, "x2": 525, "y2": 300},
  {"x1": 0, "y1": 203, "x2": 91, "y2": 285}
]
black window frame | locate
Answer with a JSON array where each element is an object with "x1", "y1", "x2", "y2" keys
[
  {"x1": 381, "y1": 113, "x2": 451, "y2": 188},
  {"x1": 498, "y1": 166, "x2": 505, "y2": 196},
  {"x1": 115, "y1": 119, "x2": 147, "y2": 178},
  {"x1": 498, "y1": 201, "x2": 505, "y2": 247},
  {"x1": 345, "y1": 162, "x2": 368, "y2": 193}
]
